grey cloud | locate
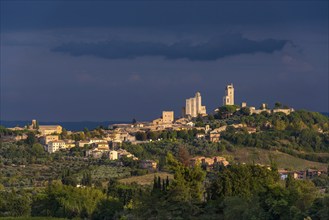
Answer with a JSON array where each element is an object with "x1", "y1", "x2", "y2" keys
[{"x1": 52, "y1": 34, "x2": 291, "y2": 61}]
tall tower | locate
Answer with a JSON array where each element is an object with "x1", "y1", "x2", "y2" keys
[
  {"x1": 223, "y1": 83, "x2": 234, "y2": 106},
  {"x1": 195, "y1": 92, "x2": 201, "y2": 113},
  {"x1": 184, "y1": 92, "x2": 207, "y2": 117}
]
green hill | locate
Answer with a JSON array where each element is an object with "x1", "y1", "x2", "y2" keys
[{"x1": 222, "y1": 147, "x2": 327, "y2": 171}]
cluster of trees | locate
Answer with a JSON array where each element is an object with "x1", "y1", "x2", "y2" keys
[
  {"x1": 121, "y1": 139, "x2": 229, "y2": 168},
  {"x1": 135, "y1": 128, "x2": 202, "y2": 141},
  {"x1": 0, "y1": 153, "x2": 329, "y2": 219},
  {"x1": 0, "y1": 142, "x2": 48, "y2": 165},
  {"x1": 222, "y1": 127, "x2": 329, "y2": 152},
  {"x1": 60, "y1": 127, "x2": 105, "y2": 141},
  {"x1": 31, "y1": 181, "x2": 122, "y2": 219},
  {"x1": 0, "y1": 126, "x2": 29, "y2": 137},
  {"x1": 239, "y1": 110, "x2": 329, "y2": 132}
]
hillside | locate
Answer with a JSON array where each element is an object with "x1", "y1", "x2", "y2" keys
[
  {"x1": 119, "y1": 172, "x2": 173, "y2": 185},
  {"x1": 222, "y1": 147, "x2": 328, "y2": 171}
]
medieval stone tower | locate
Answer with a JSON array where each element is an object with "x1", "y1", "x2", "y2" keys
[{"x1": 223, "y1": 83, "x2": 234, "y2": 106}]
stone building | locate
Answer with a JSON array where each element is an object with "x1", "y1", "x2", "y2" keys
[
  {"x1": 38, "y1": 125, "x2": 62, "y2": 135},
  {"x1": 40, "y1": 135, "x2": 59, "y2": 145},
  {"x1": 223, "y1": 83, "x2": 234, "y2": 106},
  {"x1": 153, "y1": 111, "x2": 174, "y2": 125},
  {"x1": 184, "y1": 92, "x2": 207, "y2": 117},
  {"x1": 141, "y1": 160, "x2": 157, "y2": 170}
]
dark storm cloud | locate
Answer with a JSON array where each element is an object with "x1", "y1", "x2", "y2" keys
[
  {"x1": 52, "y1": 34, "x2": 291, "y2": 61},
  {"x1": 1, "y1": 1, "x2": 327, "y2": 31}
]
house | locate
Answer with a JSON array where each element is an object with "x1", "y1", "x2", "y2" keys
[
  {"x1": 86, "y1": 145, "x2": 110, "y2": 159},
  {"x1": 109, "y1": 150, "x2": 118, "y2": 160},
  {"x1": 13, "y1": 134, "x2": 28, "y2": 141},
  {"x1": 117, "y1": 149, "x2": 138, "y2": 160},
  {"x1": 278, "y1": 169, "x2": 308, "y2": 180},
  {"x1": 141, "y1": 160, "x2": 157, "y2": 170},
  {"x1": 175, "y1": 117, "x2": 190, "y2": 125},
  {"x1": 89, "y1": 138, "x2": 106, "y2": 144},
  {"x1": 40, "y1": 135, "x2": 59, "y2": 145},
  {"x1": 307, "y1": 169, "x2": 321, "y2": 179},
  {"x1": 209, "y1": 132, "x2": 220, "y2": 143},
  {"x1": 77, "y1": 140, "x2": 91, "y2": 148},
  {"x1": 108, "y1": 124, "x2": 134, "y2": 129},
  {"x1": 93, "y1": 142, "x2": 109, "y2": 150},
  {"x1": 153, "y1": 111, "x2": 174, "y2": 125},
  {"x1": 190, "y1": 156, "x2": 229, "y2": 168},
  {"x1": 246, "y1": 127, "x2": 257, "y2": 134},
  {"x1": 212, "y1": 126, "x2": 227, "y2": 133},
  {"x1": 272, "y1": 108, "x2": 295, "y2": 115},
  {"x1": 278, "y1": 170, "x2": 291, "y2": 180},
  {"x1": 63, "y1": 140, "x2": 76, "y2": 148},
  {"x1": 47, "y1": 140, "x2": 66, "y2": 153},
  {"x1": 38, "y1": 125, "x2": 62, "y2": 135},
  {"x1": 7, "y1": 127, "x2": 24, "y2": 131}
]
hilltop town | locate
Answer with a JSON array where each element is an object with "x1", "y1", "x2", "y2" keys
[
  {"x1": 1, "y1": 84, "x2": 329, "y2": 219},
  {"x1": 2, "y1": 84, "x2": 299, "y2": 164},
  {"x1": 1, "y1": 84, "x2": 326, "y2": 169}
]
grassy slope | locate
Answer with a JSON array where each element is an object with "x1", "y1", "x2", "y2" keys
[
  {"x1": 119, "y1": 172, "x2": 174, "y2": 185},
  {"x1": 222, "y1": 147, "x2": 327, "y2": 171}
]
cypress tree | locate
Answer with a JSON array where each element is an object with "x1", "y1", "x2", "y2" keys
[
  {"x1": 157, "y1": 176, "x2": 161, "y2": 189},
  {"x1": 166, "y1": 176, "x2": 169, "y2": 188},
  {"x1": 153, "y1": 175, "x2": 157, "y2": 190}
]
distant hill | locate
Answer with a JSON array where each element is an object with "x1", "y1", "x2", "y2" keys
[{"x1": 0, "y1": 120, "x2": 129, "y2": 131}]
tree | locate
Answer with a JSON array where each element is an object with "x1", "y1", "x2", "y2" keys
[
  {"x1": 166, "y1": 152, "x2": 206, "y2": 202},
  {"x1": 31, "y1": 143, "x2": 45, "y2": 156},
  {"x1": 136, "y1": 132, "x2": 147, "y2": 141},
  {"x1": 207, "y1": 114, "x2": 215, "y2": 121},
  {"x1": 25, "y1": 132, "x2": 37, "y2": 145},
  {"x1": 147, "y1": 131, "x2": 159, "y2": 140},
  {"x1": 60, "y1": 128, "x2": 68, "y2": 139},
  {"x1": 32, "y1": 182, "x2": 107, "y2": 219},
  {"x1": 0, "y1": 190, "x2": 31, "y2": 217},
  {"x1": 216, "y1": 105, "x2": 239, "y2": 119},
  {"x1": 274, "y1": 102, "x2": 282, "y2": 109},
  {"x1": 239, "y1": 107, "x2": 251, "y2": 116},
  {"x1": 178, "y1": 145, "x2": 191, "y2": 166},
  {"x1": 92, "y1": 198, "x2": 123, "y2": 220},
  {"x1": 61, "y1": 169, "x2": 77, "y2": 186},
  {"x1": 81, "y1": 171, "x2": 92, "y2": 187}
]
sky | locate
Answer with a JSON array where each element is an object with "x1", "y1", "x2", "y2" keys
[{"x1": 1, "y1": 0, "x2": 328, "y2": 121}]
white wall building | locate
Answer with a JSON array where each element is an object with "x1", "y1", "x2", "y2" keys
[
  {"x1": 47, "y1": 140, "x2": 66, "y2": 153},
  {"x1": 109, "y1": 150, "x2": 118, "y2": 160}
]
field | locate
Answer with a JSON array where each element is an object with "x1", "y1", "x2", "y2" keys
[
  {"x1": 222, "y1": 147, "x2": 328, "y2": 171},
  {"x1": 0, "y1": 161, "x2": 131, "y2": 188},
  {"x1": 119, "y1": 172, "x2": 174, "y2": 185}
]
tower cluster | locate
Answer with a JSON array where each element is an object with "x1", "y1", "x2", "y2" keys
[{"x1": 183, "y1": 92, "x2": 207, "y2": 117}]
